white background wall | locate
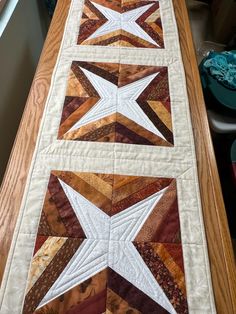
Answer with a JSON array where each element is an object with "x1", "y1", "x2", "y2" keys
[{"x1": 0, "y1": 0, "x2": 48, "y2": 181}]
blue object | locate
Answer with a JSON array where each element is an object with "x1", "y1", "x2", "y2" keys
[
  {"x1": 204, "y1": 51, "x2": 236, "y2": 90},
  {"x1": 199, "y1": 50, "x2": 236, "y2": 113}
]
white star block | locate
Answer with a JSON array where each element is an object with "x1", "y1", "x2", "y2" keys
[
  {"x1": 87, "y1": 2, "x2": 160, "y2": 47},
  {"x1": 37, "y1": 179, "x2": 176, "y2": 314},
  {"x1": 67, "y1": 67, "x2": 167, "y2": 141}
]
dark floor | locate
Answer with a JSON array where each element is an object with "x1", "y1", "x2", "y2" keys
[{"x1": 212, "y1": 134, "x2": 236, "y2": 238}]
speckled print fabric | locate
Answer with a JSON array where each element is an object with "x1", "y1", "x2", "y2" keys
[
  {"x1": 58, "y1": 62, "x2": 173, "y2": 146},
  {"x1": 77, "y1": 0, "x2": 164, "y2": 48},
  {"x1": 22, "y1": 172, "x2": 187, "y2": 313},
  {"x1": 0, "y1": 0, "x2": 216, "y2": 313}
]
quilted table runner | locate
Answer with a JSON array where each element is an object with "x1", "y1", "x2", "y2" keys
[{"x1": 0, "y1": 0, "x2": 216, "y2": 313}]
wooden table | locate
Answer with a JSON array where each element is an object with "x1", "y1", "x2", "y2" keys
[{"x1": 0, "y1": 0, "x2": 235, "y2": 313}]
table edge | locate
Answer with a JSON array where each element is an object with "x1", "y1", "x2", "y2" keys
[
  {"x1": 0, "y1": 0, "x2": 235, "y2": 313},
  {"x1": 174, "y1": 0, "x2": 236, "y2": 313}
]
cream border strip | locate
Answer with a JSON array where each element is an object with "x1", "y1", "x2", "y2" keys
[{"x1": 0, "y1": 0, "x2": 216, "y2": 313}]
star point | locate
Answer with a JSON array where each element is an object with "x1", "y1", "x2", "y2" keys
[
  {"x1": 67, "y1": 66, "x2": 167, "y2": 140},
  {"x1": 87, "y1": 1, "x2": 160, "y2": 47},
  {"x1": 37, "y1": 178, "x2": 176, "y2": 314}
]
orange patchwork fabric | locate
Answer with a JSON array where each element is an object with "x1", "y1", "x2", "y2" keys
[
  {"x1": 23, "y1": 171, "x2": 188, "y2": 314},
  {"x1": 77, "y1": 0, "x2": 164, "y2": 48},
  {"x1": 58, "y1": 61, "x2": 173, "y2": 146}
]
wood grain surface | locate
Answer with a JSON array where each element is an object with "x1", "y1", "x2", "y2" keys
[
  {"x1": 0, "y1": 0, "x2": 71, "y2": 284},
  {"x1": 173, "y1": 1, "x2": 236, "y2": 313},
  {"x1": 0, "y1": 0, "x2": 235, "y2": 313}
]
